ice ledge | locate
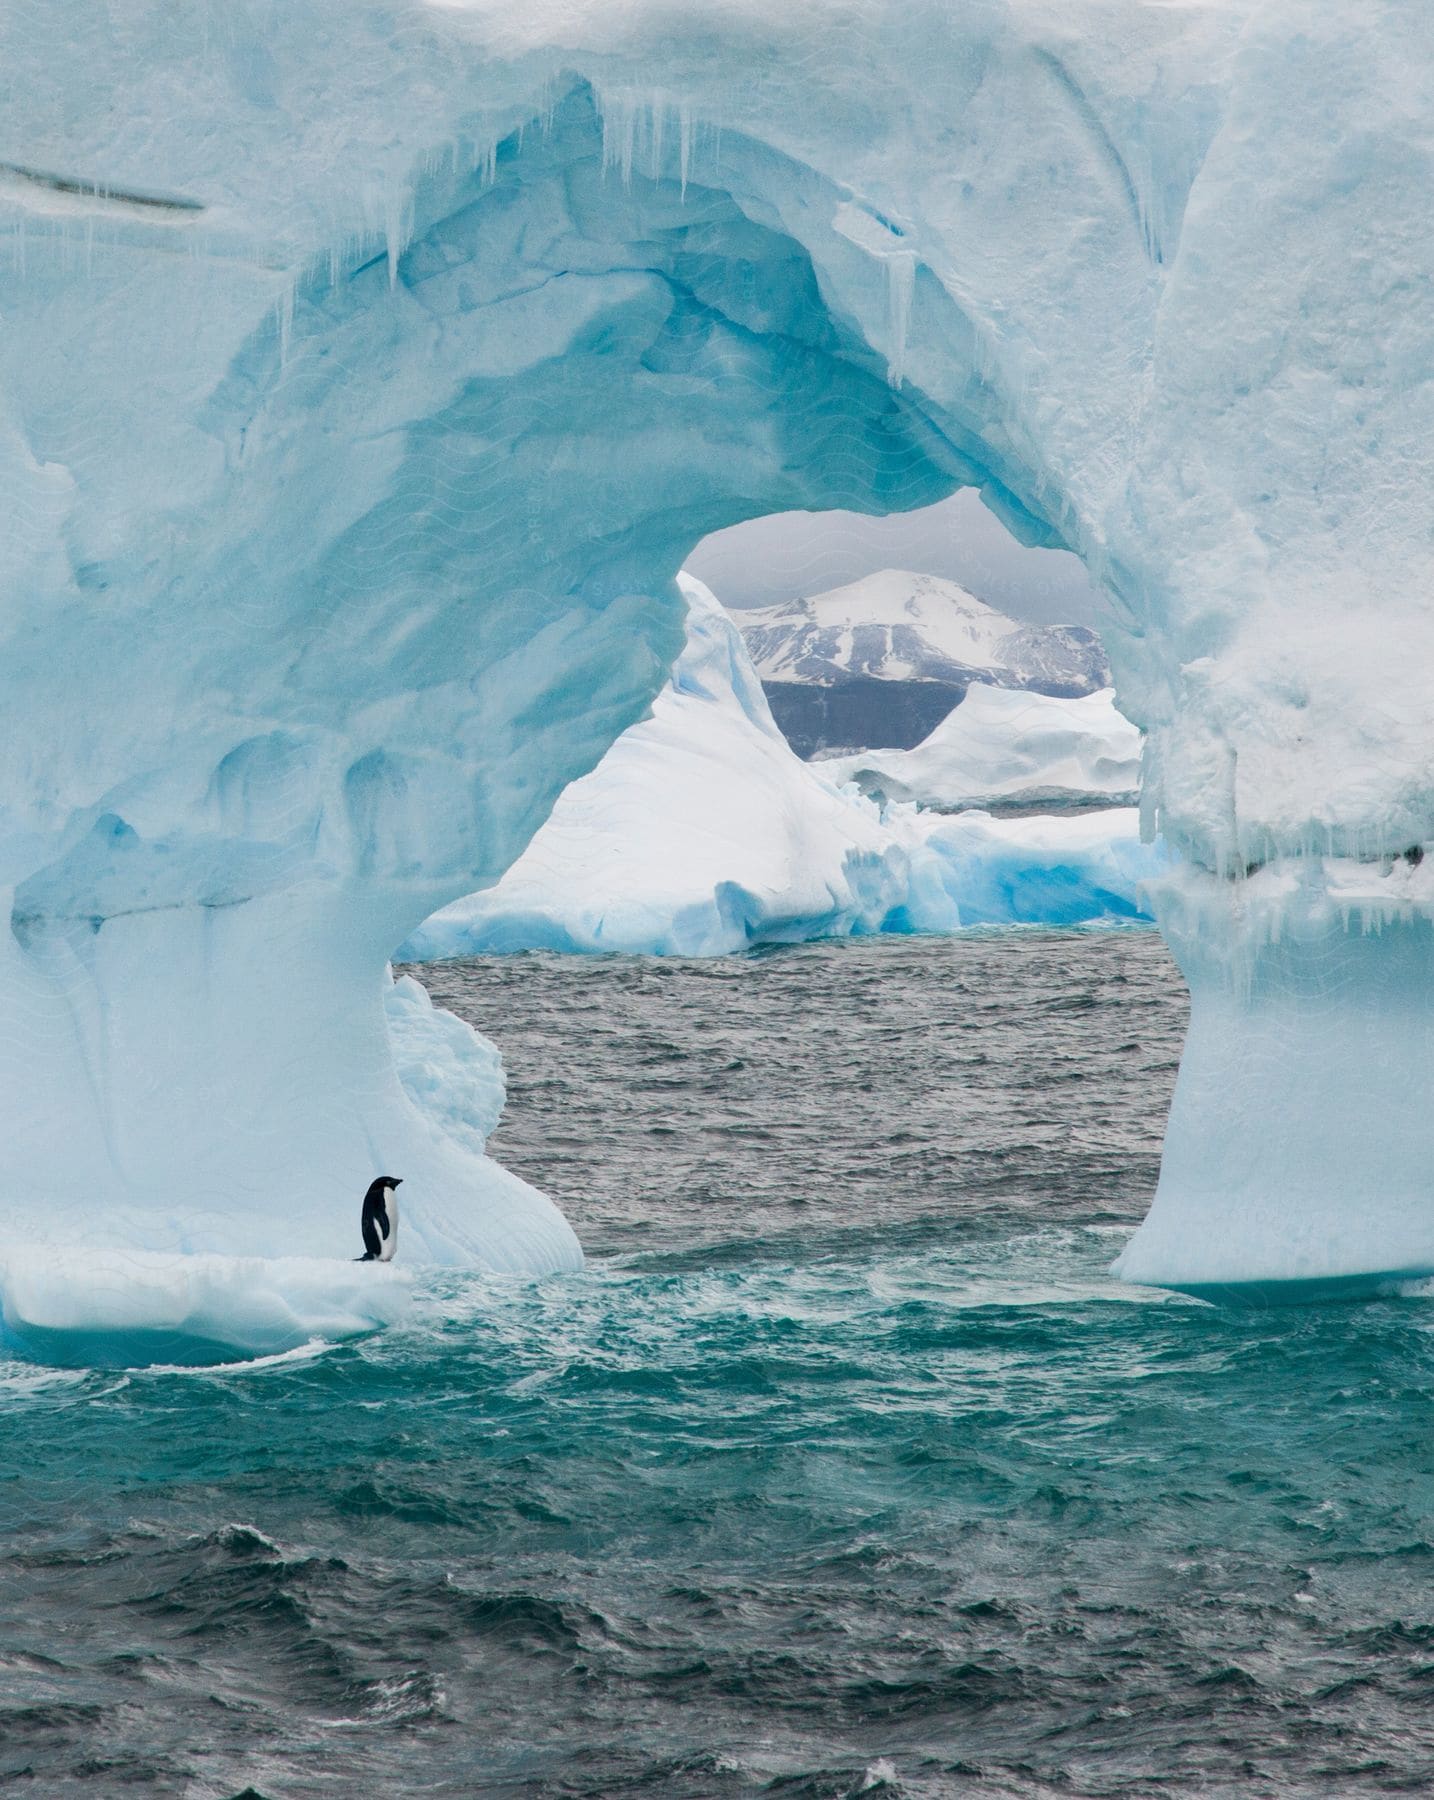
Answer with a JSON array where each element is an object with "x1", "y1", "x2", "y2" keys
[
  {"x1": 0, "y1": 1249, "x2": 413, "y2": 1367},
  {"x1": 1154, "y1": 851, "x2": 1434, "y2": 956}
]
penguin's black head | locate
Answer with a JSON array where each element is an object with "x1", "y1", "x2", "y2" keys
[{"x1": 366, "y1": 1175, "x2": 403, "y2": 1197}]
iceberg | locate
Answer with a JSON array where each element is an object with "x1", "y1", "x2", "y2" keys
[
  {"x1": 405, "y1": 575, "x2": 919, "y2": 958},
  {"x1": 0, "y1": 0, "x2": 1426, "y2": 1306},
  {"x1": 893, "y1": 808, "x2": 1161, "y2": 932},
  {"x1": 825, "y1": 685, "x2": 1143, "y2": 811},
  {"x1": 1113, "y1": 857, "x2": 1434, "y2": 1296},
  {"x1": 406, "y1": 575, "x2": 1158, "y2": 957}
]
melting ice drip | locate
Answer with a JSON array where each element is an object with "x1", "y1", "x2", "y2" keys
[{"x1": 0, "y1": 0, "x2": 1426, "y2": 1346}]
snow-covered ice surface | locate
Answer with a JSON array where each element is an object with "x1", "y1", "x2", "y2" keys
[
  {"x1": 2, "y1": 0, "x2": 1432, "y2": 1319},
  {"x1": 405, "y1": 577, "x2": 1158, "y2": 958},
  {"x1": 738, "y1": 570, "x2": 1108, "y2": 692},
  {"x1": 825, "y1": 684, "x2": 1143, "y2": 810}
]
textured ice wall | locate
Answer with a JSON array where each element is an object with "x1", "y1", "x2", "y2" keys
[{"x1": 2, "y1": 1, "x2": 1430, "y2": 1289}]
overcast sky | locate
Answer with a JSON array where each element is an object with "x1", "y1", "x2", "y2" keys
[{"x1": 686, "y1": 489, "x2": 1111, "y2": 628}]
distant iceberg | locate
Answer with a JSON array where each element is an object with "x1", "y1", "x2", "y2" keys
[
  {"x1": 403, "y1": 578, "x2": 1162, "y2": 960},
  {"x1": 892, "y1": 808, "x2": 1163, "y2": 932},
  {"x1": 402, "y1": 576, "x2": 917, "y2": 957},
  {"x1": 824, "y1": 685, "x2": 1143, "y2": 811}
]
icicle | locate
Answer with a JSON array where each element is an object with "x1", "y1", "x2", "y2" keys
[
  {"x1": 597, "y1": 90, "x2": 639, "y2": 187},
  {"x1": 275, "y1": 279, "x2": 295, "y2": 370},
  {"x1": 382, "y1": 190, "x2": 408, "y2": 288},
  {"x1": 678, "y1": 100, "x2": 694, "y2": 200},
  {"x1": 885, "y1": 251, "x2": 916, "y2": 387},
  {"x1": 649, "y1": 95, "x2": 665, "y2": 182},
  {"x1": 594, "y1": 87, "x2": 699, "y2": 194},
  {"x1": 599, "y1": 91, "x2": 617, "y2": 174}
]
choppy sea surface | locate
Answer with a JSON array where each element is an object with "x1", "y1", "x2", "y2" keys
[{"x1": 6, "y1": 931, "x2": 1434, "y2": 1797}]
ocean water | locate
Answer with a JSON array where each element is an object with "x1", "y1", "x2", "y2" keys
[{"x1": 5, "y1": 932, "x2": 1434, "y2": 1797}]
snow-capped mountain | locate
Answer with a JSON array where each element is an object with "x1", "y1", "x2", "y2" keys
[
  {"x1": 739, "y1": 570, "x2": 1109, "y2": 690},
  {"x1": 737, "y1": 571, "x2": 1110, "y2": 756}
]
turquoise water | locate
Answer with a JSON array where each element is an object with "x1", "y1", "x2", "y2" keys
[{"x1": 5, "y1": 934, "x2": 1434, "y2": 1797}]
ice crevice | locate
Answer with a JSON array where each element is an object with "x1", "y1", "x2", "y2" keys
[
  {"x1": 0, "y1": 2, "x2": 1428, "y2": 1349},
  {"x1": 0, "y1": 162, "x2": 207, "y2": 218}
]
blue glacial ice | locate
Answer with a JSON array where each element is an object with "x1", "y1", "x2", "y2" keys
[
  {"x1": 897, "y1": 811, "x2": 1161, "y2": 933},
  {"x1": 403, "y1": 575, "x2": 1160, "y2": 958},
  {"x1": 0, "y1": 0, "x2": 1428, "y2": 1320}
]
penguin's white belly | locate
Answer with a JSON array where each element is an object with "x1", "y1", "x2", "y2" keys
[{"x1": 378, "y1": 1194, "x2": 398, "y2": 1262}]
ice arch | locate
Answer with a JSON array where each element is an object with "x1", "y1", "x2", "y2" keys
[{"x1": 2, "y1": 1, "x2": 1431, "y2": 1293}]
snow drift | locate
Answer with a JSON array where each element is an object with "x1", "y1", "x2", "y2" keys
[{"x1": 0, "y1": 0, "x2": 1429, "y2": 1321}]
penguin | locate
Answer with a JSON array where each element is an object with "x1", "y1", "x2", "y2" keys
[{"x1": 357, "y1": 1176, "x2": 402, "y2": 1263}]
